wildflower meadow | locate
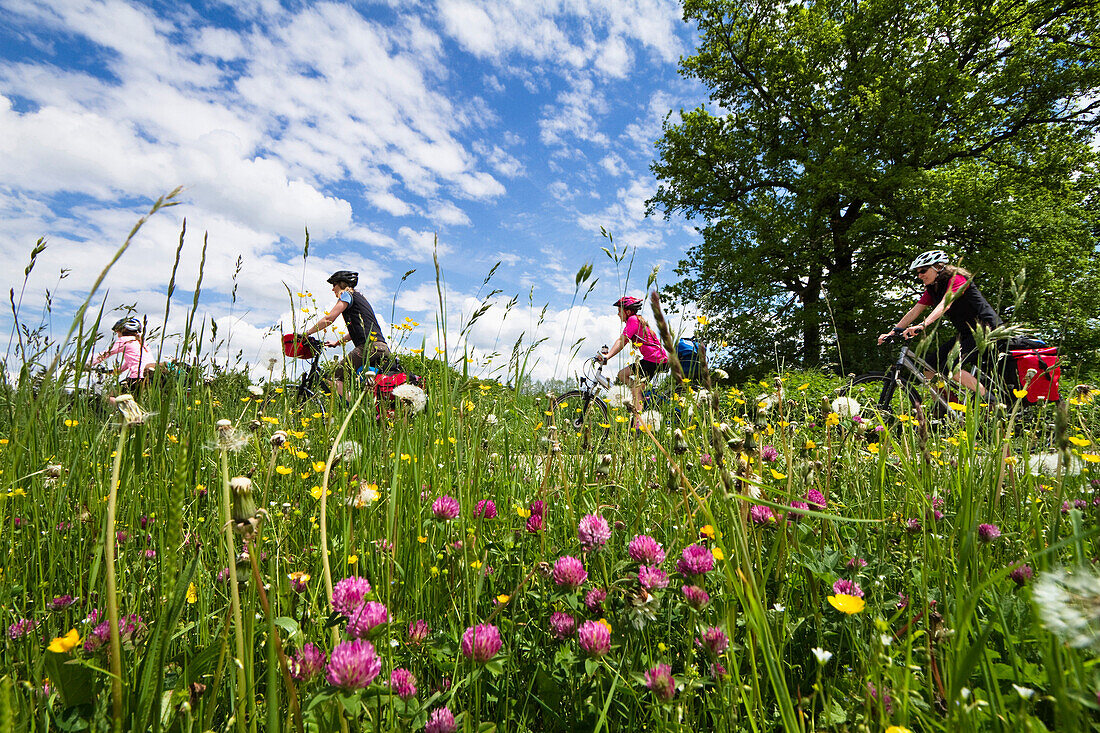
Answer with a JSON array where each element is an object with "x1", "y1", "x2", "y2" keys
[{"x1": 3, "y1": 204, "x2": 1100, "y2": 732}]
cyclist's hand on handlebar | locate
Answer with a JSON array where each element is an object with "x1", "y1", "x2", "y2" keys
[
  {"x1": 324, "y1": 339, "x2": 340, "y2": 348},
  {"x1": 902, "y1": 324, "x2": 924, "y2": 340}
]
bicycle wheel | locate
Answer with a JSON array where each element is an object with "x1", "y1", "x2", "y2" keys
[
  {"x1": 551, "y1": 390, "x2": 610, "y2": 453},
  {"x1": 843, "y1": 372, "x2": 930, "y2": 433}
]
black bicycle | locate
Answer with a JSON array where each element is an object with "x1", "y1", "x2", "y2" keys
[
  {"x1": 278, "y1": 334, "x2": 329, "y2": 416},
  {"x1": 841, "y1": 334, "x2": 1020, "y2": 432},
  {"x1": 550, "y1": 349, "x2": 613, "y2": 452}
]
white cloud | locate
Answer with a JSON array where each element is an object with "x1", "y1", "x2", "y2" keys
[{"x1": 397, "y1": 227, "x2": 452, "y2": 261}]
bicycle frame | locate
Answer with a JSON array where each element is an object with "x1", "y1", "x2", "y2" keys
[{"x1": 876, "y1": 338, "x2": 976, "y2": 419}]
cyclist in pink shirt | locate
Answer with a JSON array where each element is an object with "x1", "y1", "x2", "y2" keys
[
  {"x1": 597, "y1": 296, "x2": 669, "y2": 417},
  {"x1": 91, "y1": 317, "x2": 155, "y2": 393}
]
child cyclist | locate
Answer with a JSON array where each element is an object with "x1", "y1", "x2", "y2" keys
[
  {"x1": 90, "y1": 317, "x2": 156, "y2": 397},
  {"x1": 597, "y1": 296, "x2": 669, "y2": 419},
  {"x1": 877, "y1": 250, "x2": 1003, "y2": 395},
  {"x1": 300, "y1": 270, "x2": 395, "y2": 399}
]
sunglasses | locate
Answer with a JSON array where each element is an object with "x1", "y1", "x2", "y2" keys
[{"x1": 915, "y1": 267, "x2": 931, "y2": 276}]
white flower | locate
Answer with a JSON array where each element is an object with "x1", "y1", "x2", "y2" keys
[
  {"x1": 636, "y1": 410, "x2": 662, "y2": 432},
  {"x1": 811, "y1": 647, "x2": 832, "y2": 665},
  {"x1": 247, "y1": 385, "x2": 264, "y2": 397},
  {"x1": 485, "y1": 413, "x2": 498, "y2": 425},
  {"x1": 712, "y1": 368, "x2": 729, "y2": 380},
  {"x1": 772, "y1": 603, "x2": 785, "y2": 612},
  {"x1": 880, "y1": 634, "x2": 892, "y2": 646},
  {"x1": 391, "y1": 383, "x2": 427, "y2": 414},
  {"x1": 830, "y1": 396, "x2": 861, "y2": 418},
  {"x1": 605, "y1": 385, "x2": 632, "y2": 409},
  {"x1": 1012, "y1": 684, "x2": 1035, "y2": 700},
  {"x1": 1028, "y1": 452, "x2": 1083, "y2": 477},
  {"x1": 1032, "y1": 566, "x2": 1100, "y2": 650},
  {"x1": 693, "y1": 388, "x2": 711, "y2": 405},
  {"x1": 337, "y1": 441, "x2": 362, "y2": 461},
  {"x1": 347, "y1": 481, "x2": 381, "y2": 508}
]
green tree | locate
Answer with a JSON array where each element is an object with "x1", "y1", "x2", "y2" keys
[{"x1": 651, "y1": 0, "x2": 1100, "y2": 376}]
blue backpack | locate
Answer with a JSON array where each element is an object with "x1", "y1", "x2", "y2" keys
[{"x1": 676, "y1": 338, "x2": 706, "y2": 380}]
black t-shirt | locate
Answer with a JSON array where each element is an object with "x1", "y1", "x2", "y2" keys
[
  {"x1": 923, "y1": 274, "x2": 1002, "y2": 335},
  {"x1": 338, "y1": 290, "x2": 387, "y2": 348}
]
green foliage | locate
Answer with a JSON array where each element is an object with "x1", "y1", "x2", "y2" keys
[{"x1": 652, "y1": 0, "x2": 1100, "y2": 377}]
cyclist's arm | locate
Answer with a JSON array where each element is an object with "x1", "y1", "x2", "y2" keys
[
  {"x1": 878, "y1": 303, "x2": 926, "y2": 344},
  {"x1": 304, "y1": 300, "x2": 348, "y2": 337},
  {"x1": 602, "y1": 334, "x2": 629, "y2": 361}
]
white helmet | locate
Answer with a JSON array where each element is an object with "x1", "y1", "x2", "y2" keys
[{"x1": 909, "y1": 250, "x2": 949, "y2": 270}]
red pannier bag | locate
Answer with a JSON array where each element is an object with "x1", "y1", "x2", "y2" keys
[
  {"x1": 1010, "y1": 346, "x2": 1060, "y2": 403},
  {"x1": 282, "y1": 333, "x2": 322, "y2": 359},
  {"x1": 373, "y1": 372, "x2": 408, "y2": 402}
]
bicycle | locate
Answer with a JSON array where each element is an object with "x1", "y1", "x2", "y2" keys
[
  {"x1": 550, "y1": 348, "x2": 614, "y2": 452},
  {"x1": 841, "y1": 333, "x2": 1011, "y2": 433},
  {"x1": 279, "y1": 334, "x2": 330, "y2": 416}
]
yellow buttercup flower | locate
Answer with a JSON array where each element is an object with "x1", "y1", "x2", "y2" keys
[
  {"x1": 770, "y1": 468, "x2": 787, "y2": 480},
  {"x1": 825, "y1": 412, "x2": 839, "y2": 427},
  {"x1": 47, "y1": 629, "x2": 81, "y2": 653},
  {"x1": 496, "y1": 594, "x2": 510, "y2": 605},
  {"x1": 885, "y1": 727, "x2": 913, "y2": 733},
  {"x1": 827, "y1": 594, "x2": 865, "y2": 615},
  {"x1": 276, "y1": 465, "x2": 292, "y2": 475},
  {"x1": 186, "y1": 583, "x2": 198, "y2": 604},
  {"x1": 948, "y1": 401, "x2": 967, "y2": 412}
]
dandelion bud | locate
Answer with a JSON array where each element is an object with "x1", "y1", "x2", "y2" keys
[
  {"x1": 229, "y1": 477, "x2": 262, "y2": 539},
  {"x1": 45, "y1": 464, "x2": 63, "y2": 478},
  {"x1": 673, "y1": 429, "x2": 688, "y2": 454},
  {"x1": 249, "y1": 419, "x2": 262, "y2": 432},
  {"x1": 270, "y1": 430, "x2": 288, "y2": 447},
  {"x1": 115, "y1": 395, "x2": 150, "y2": 425},
  {"x1": 216, "y1": 419, "x2": 232, "y2": 431},
  {"x1": 595, "y1": 454, "x2": 611, "y2": 476}
]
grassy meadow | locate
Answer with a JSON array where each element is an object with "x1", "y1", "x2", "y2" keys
[{"x1": 3, "y1": 205, "x2": 1100, "y2": 732}]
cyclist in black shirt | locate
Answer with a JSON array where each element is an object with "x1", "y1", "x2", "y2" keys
[
  {"x1": 878, "y1": 250, "x2": 1003, "y2": 395},
  {"x1": 301, "y1": 270, "x2": 395, "y2": 398}
]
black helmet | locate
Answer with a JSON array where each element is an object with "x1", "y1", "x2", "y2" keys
[
  {"x1": 112, "y1": 317, "x2": 142, "y2": 334},
  {"x1": 327, "y1": 270, "x2": 358, "y2": 287}
]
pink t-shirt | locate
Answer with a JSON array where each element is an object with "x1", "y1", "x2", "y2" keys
[
  {"x1": 917, "y1": 273, "x2": 967, "y2": 306},
  {"x1": 93, "y1": 335, "x2": 153, "y2": 379},
  {"x1": 622, "y1": 315, "x2": 668, "y2": 364}
]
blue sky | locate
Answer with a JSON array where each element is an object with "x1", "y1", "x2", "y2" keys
[{"x1": 0, "y1": 0, "x2": 706, "y2": 381}]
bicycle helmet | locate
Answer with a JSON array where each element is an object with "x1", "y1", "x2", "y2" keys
[
  {"x1": 613, "y1": 296, "x2": 643, "y2": 310},
  {"x1": 112, "y1": 317, "x2": 142, "y2": 334},
  {"x1": 327, "y1": 270, "x2": 359, "y2": 287},
  {"x1": 909, "y1": 250, "x2": 950, "y2": 271}
]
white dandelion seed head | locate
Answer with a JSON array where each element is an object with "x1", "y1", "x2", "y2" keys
[
  {"x1": 637, "y1": 410, "x2": 662, "y2": 432},
  {"x1": 1032, "y1": 566, "x2": 1100, "y2": 650},
  {"x1": 1027, "y1": 452, "x2": 1083, "y2": 477},
  {"x1": 392, "y1": 384, "x2": 427, "y2": 414},
  {"x1": 247, "y1": 385, "x2": 264, "y2": 397},
  {"x1": 338, "y1": 441, "x2": 362, "y2": 461},
  {"x1": 605, "y1": 385, "x2": 632, "y2": 409},
  {"x1": 830, "y1": 396, "x2": 861, "y2": 418}
]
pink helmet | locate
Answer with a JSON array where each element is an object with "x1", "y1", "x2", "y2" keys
[{"x1": 613, "y1": 296, "x2": 643, "y2": 310}]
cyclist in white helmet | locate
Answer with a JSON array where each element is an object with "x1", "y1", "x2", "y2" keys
[
  {"x1": 90, "y1": 316, "x2": 156, "y2": 396},
  {"x1": 878, "y1": 250, "x2": 1003, "y2": 394}
]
